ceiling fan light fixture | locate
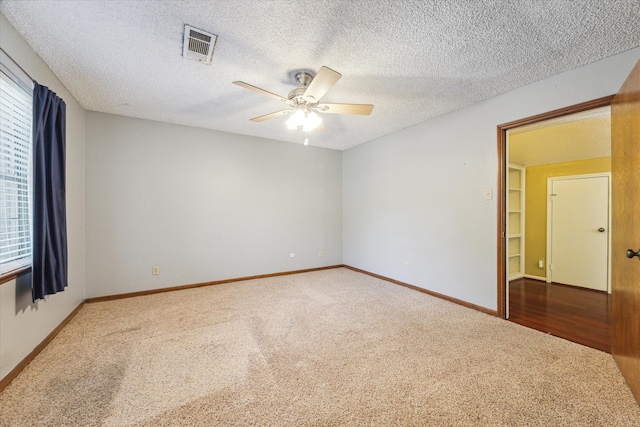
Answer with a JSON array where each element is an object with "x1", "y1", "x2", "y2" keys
[
  {"x1": 286, "y1": 109, "x2": 305, "y2": 129},
  {"x1": 285, "y1": 110, "x2": 322, "y2": 132},
  {"x1": 302, "y1": 111, "x2": 322, "y2": 132}
]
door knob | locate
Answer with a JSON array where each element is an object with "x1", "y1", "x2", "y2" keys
[
  {"x1": 626, "y1": 249, "x2": 640, "y2": 260},
  {"x1": 598, "y1": 227, "x2": 606, "y2": 232}
]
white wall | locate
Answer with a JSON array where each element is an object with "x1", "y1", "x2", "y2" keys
[
  {"x1": 0, "y1": 14, "x2": 86, "y2": 379},
  {"x1": 85, "y1": 113, "x2": 342, "y2": 298},
  {"x1": 343, "y1": 48, "x2": 640, "y2": 311}
]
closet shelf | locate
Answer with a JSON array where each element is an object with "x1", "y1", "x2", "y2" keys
[{"x1": 507, "y1": 164, "x2": 525, "y2": 279}]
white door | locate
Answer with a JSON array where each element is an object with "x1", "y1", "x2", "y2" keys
[{"x1": 548, "y1": 175, "x2": 610, "y2": 291}]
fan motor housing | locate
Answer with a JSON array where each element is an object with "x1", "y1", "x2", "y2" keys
[
  {"x1": 288, "y1": 71, "x2": 315, "y2": 104},
  {"x1": 294, "y1": 71, "x2": 313, "y2": 87},
  {"x1": 288, "y1": 87, "x2": 307, "y2": 102}
]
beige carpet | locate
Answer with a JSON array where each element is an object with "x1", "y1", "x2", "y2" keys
[{"x1": 1, "y1": 268, "x2": 638, "y2": 426}]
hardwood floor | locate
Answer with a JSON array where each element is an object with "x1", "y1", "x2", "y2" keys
[{"x1": 508, "y1": 278, "x2": 611, "y2": 353}]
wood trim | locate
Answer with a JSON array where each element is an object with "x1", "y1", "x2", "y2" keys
[
  {"x1": 0, "y1": 301, "x2": 84, "y2": 392},
  {"x1": 498, "y1": 95, "x2": 615, "y2": 131},
  {"x1": 551, "y1": 280, "x2": 610, "y2": 294},
  {"x1": 343, "y1": 265, "x2": 498, "y2": 316},
  {"x1": 524, "y1": 274, "x2": 547, "y2": 281},
  {"x1": 85, "y1": 265, "x2": 345, "y2": 303},
  {"x1": 518, "y1": 275, "x2": 609, "y2": 294},
  {"x1": 497, "y1": 125, "x2": 507, "y2": 318},
  {"x1": 0, "y1": 266, "x2": 31, "y2": 286},
  {"x1": 496, "y1": 95, "x2": 614, "y2": 319}
]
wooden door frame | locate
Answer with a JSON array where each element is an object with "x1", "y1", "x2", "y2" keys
[{"x1": 496, "y1": 95, "x2": 614, "y2": 318}]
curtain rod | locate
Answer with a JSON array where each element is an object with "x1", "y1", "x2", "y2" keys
[{"x1": 0, "y1": 48, "x2": 35, "y2": 93}]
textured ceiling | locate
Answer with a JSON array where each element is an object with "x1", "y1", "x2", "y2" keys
[
  {"x1": 508, "y1": 107, "x2": 610, "y2": 167},
  {"x1": 1, "y1": 1, "x2": 639, "y2": 151}
]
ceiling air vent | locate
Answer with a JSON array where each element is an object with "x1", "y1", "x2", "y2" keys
[{"x1": 183, "y1": 25, "x2": 217, "y2": 64}]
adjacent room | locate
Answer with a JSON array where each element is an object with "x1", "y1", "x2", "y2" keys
[
  {"x1": 506, "y1": 107, "x2": 613, "y2": 352},
  {"x1": 1, "y1": 1, "x2": 639, "y2": 425}
]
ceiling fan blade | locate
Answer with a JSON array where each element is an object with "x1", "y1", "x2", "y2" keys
[
  {"x1": 249, "y1": 109, "x2": 292, "y2": 122},
  {"x1": 316, "y1": 103, "x2": 374, "y2": 115},
  {"x1": 303, "y1": 66, "x2": 342, "y2": 102},
  {"x1": 233, "y1": 81, "x2": 289, "y2": 103}
]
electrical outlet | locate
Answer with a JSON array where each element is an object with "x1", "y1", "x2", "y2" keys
[
  {"x1": 152, "y1": 266, "x2": 159, "y2": 275},
  {"x1": 538, "y1": 259, "x2": 544, "y2": 269},
  {"x1": 319, "y1": 250, "x2": 324, "y2": 257}
]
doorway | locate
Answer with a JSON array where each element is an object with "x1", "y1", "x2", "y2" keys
[{"x1": 497, "y1": 96, "x2": 614, "y2": 349}]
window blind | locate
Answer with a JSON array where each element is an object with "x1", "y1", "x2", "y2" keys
[{"x1": 0, "y1": 52, "x2": 33, "y2": 275}]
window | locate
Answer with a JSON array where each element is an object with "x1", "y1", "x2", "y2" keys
[{"x1": 0, "y1": 50, "x2": 33, "y2": 276}]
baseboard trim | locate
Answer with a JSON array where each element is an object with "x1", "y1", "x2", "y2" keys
[
  {"x1": 0, "y1": 301, "x2": 85, "y2": 392},
  {"x1": 343, "y1": 265, "x2": 498, "y2": 316},
  {"x1": 524, "y1": 274, "x2": 547, "y2": 281},
  {"x1": 85, "y1": 265, "x2": 345, "y2": 303}
]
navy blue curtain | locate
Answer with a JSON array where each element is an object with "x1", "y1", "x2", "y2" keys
[{"x1": 32, "y1": 82, "x2": 67, "y2": 302}]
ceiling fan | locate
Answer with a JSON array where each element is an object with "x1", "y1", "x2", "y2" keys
[{"x1": 233, "y1": 66, "x2": 374, "y2": 132}]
